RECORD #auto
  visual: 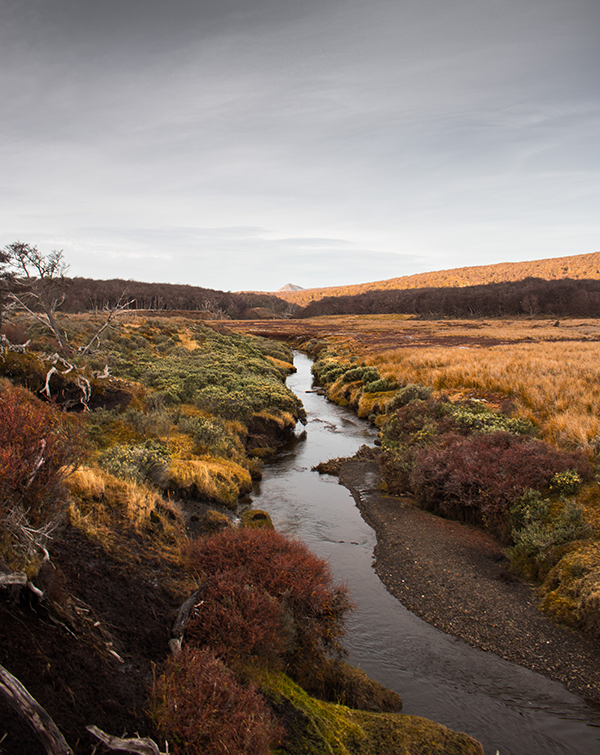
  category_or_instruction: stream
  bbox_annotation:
[248,351,600,755]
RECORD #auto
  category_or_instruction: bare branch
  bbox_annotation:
[86,726,168,755]
[80,293,134,356]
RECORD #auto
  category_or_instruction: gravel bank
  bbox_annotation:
[338,459,600,707]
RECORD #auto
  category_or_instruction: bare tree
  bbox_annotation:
[0,246,16,329]
[3,242,72,354]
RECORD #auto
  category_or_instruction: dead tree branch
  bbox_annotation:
[0,663,74,755]
[79,293,134,356]
[86,726,168,755]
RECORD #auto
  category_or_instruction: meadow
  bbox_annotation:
[230,314,600,643]
[0,311,484,755]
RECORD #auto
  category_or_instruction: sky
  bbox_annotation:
[1,0,599,292]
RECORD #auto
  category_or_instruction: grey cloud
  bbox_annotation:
[1,0,599,290]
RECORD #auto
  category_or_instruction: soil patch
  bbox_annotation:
[0,526,187,754]
[338,459,600,707]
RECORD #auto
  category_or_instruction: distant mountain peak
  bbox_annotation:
[277,283,304,292]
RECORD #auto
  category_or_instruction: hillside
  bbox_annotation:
[273,251,600,306]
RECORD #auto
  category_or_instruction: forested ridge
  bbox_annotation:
[59,276,294,318]
[275,250,600,306]
[297,277,600,319]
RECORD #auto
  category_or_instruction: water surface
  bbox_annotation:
[249,352,600,755]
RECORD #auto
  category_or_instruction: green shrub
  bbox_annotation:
[442,401,534,435]
[549,470,583,496]
[341,366,380,384]
[386,383,432,411]
[311,359,353,386]
[510,492,591,579]
[100,439,171,484]
[363,378,398,393]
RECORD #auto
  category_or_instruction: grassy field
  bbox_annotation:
[0,312,487,755]
[228,314,600,642]
[229,315,600,450]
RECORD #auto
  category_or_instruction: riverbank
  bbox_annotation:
[338,458,600,707]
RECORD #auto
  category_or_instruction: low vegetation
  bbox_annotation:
[0,283,482,754]
[303,319,600,642]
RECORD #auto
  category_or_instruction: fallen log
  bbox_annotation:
[86,725,168,754]
[0,663,74,755]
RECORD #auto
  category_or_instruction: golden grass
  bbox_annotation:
[66,466,187,564]
[248,315,600,452]
[164,456,252,508]
[370,340,600,450]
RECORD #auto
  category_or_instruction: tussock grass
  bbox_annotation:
[66,466,186,563]
[164,457,252,508]
[372,341,600,450]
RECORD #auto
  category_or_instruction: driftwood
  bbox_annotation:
[0,663,74,755]
[87,726,168,754]
[169,585,206,655]
[0,572,28,586]
[0,572,44,598]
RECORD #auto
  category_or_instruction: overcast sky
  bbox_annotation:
[1,0,599,292]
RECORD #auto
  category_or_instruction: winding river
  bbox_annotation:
[249,351,600,755]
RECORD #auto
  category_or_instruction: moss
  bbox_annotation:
[197,509,235,535]
[539,543,600,638]
[256,670,483,755]
[241,509,274,529]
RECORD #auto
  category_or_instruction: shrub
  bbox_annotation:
[386,383,432,411]
[185,572,291,667]
[549,469,583,496]
[363,378,398,394]
[185,528,352,679]
[411,432,590,540]
[340,366,380,384]
[311,359,353,386]
[442,401,534,436]
[510,493,591,579]
[0,385,83,569]
[152,646,282,755]
[100,439,171,484]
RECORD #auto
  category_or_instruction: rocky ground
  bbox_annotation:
[338,459,600,707]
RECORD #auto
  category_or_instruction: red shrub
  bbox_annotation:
[411,432,590,540]
[0,385,82,527]
[185,571,291,667]
[152,646,282,755]
[185,528,352,676]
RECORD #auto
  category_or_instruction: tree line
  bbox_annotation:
[0,242,295,323]
[297,277,600,319]
[60,277,294,318]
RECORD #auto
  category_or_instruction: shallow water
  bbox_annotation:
[249,351,600,755]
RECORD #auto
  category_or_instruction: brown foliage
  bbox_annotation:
[185,528,352,678]
[0,385,82,529]
[185,572,291,667]
[152,646,283,755]
[411,432,590,540]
